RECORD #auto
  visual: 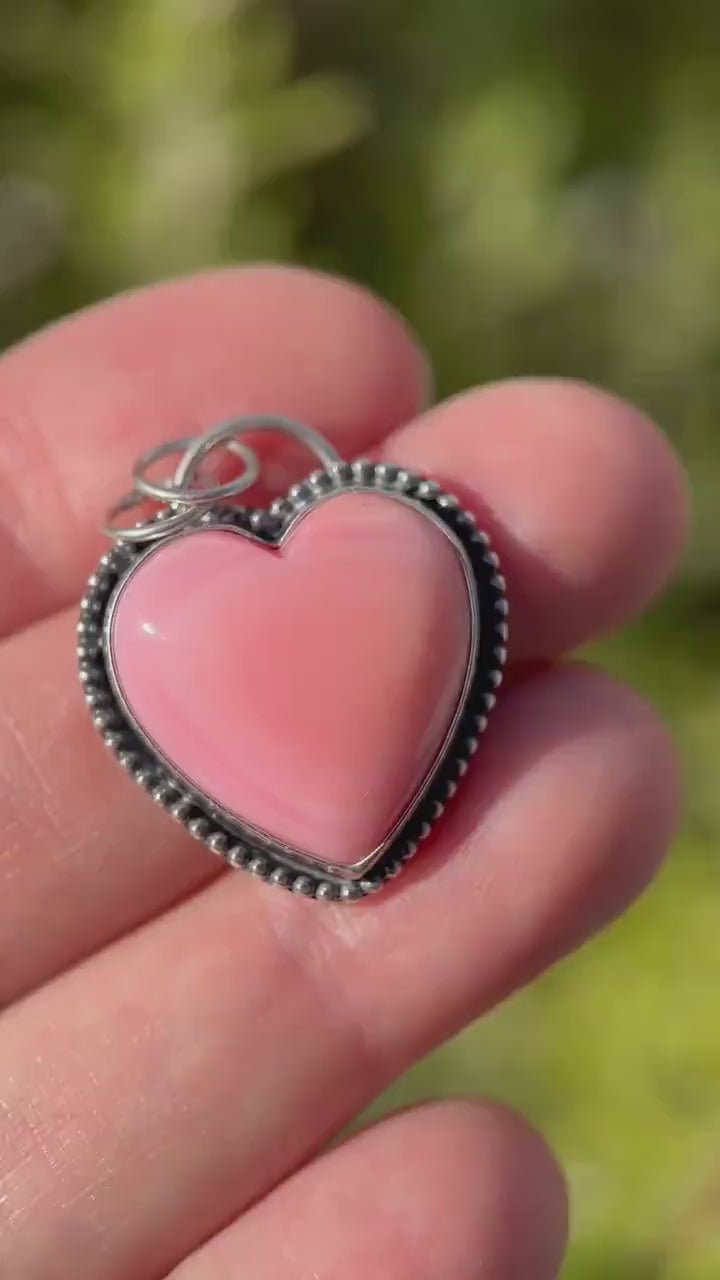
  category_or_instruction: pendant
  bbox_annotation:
[78,416,508,900]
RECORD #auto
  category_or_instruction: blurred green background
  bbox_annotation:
[1,1,719,1275]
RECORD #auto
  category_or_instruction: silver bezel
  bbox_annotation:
[78,460,508,901]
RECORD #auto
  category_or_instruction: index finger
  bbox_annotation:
[0,265,427,637]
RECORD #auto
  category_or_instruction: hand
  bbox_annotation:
[0,267,686,1279]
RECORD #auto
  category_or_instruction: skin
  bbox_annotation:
[0,266,687,1279]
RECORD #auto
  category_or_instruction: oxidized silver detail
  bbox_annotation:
[80,431,508,902]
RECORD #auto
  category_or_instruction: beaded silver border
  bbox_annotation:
[78,461,508,901]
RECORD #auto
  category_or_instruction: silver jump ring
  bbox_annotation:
[104,414,345,544]
[180,415,343,475]
[101,491,202,543]
[133,435,259,506]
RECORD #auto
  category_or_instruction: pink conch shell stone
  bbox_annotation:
[109,492,473,867]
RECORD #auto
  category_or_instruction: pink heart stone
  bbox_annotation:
[109,492,472,868]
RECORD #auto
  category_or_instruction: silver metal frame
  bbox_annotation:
[78,459,508,901]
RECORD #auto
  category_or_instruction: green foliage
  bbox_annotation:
[0,0,369,332]
[1,1,718,1272]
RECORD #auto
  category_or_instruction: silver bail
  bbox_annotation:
[103,415,344,543]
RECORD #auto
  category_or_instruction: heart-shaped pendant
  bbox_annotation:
[79,417,507,900]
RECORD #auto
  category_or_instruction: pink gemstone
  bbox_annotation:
[109,493,472,868]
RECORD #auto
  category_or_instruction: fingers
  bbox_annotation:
[0,272,687,660]
[0,665,676,1280]
[0,608,215,1004]
[0,266,428,637]
[384,378,688,660]
[0,372,686,999]
[171,1102,567,1280]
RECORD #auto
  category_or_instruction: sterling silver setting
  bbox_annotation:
[78,416,508,902]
